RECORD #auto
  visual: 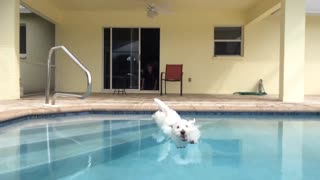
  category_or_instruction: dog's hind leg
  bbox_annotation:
[154,98,171,114]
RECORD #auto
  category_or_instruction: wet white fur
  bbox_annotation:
[152,98,200,148]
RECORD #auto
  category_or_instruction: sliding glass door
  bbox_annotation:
[104,28,160,91]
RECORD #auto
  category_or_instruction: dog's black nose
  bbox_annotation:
[181,130,185,135]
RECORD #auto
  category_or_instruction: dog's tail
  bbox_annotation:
[154,98,170,114]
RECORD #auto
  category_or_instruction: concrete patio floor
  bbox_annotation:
[1,93,320,122]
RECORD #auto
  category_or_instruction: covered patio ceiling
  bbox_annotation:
[49,0,320,13]
[20,0,320,24]
[307,0,320,13]
[51,0,261,12]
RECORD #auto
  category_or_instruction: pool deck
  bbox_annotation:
[1,94,320,121]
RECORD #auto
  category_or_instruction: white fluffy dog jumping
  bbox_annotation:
[152,98,200,148]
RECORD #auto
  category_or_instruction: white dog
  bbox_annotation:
[152,98,200,148]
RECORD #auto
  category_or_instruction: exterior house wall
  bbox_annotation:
[305,16,320,95]
[0,1,318,100]
[20,13,55,95]
[56,12,280,94]
[20,0,62,23]
[0,0,20,100]
[50,11,319,95]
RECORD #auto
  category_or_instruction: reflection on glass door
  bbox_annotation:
[112,28,139,89]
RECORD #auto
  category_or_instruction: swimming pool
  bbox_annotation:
[0,112,320,180]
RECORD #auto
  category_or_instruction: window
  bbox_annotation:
[20,24,27,58]
[214,27,243,56]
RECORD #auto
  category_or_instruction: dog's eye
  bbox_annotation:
[186,125,188,128]
[177,126,179,129]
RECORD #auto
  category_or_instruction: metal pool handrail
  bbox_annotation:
[45,46,92,105]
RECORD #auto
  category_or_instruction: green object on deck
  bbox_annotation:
[233,79,267,96]
[233,92,267,96]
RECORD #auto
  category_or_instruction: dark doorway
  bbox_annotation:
[140,28,160,90]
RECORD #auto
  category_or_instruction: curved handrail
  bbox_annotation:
[45,46,92,105]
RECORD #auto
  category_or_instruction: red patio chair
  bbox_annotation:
[160,64,183,96]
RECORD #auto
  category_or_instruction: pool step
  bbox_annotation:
[0,136,159,180]
[0,121,156,157]
[0,120,155,148]
[19,119,149,135]
[0,122,156,158]
[0,124,158,174]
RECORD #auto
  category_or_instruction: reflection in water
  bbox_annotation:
[155,138,241,166]
[281,121,303,180]
[0,117,320,180]
[50,125,93,180]
[157,140,202,165]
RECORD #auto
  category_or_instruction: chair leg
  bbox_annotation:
[165,81,167,95]
[160,79,163,96]
[180,80,183,96]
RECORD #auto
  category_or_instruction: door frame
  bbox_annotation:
[102,26,160,93]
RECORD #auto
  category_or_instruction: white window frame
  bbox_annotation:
[213,26,244,57]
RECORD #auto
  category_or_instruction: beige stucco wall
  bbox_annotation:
[51,11,319,95]
[305,16,320,95]
[0,0,20,100]
[56,12,279,94]
[20,13,55,95]
[0,0,316,100]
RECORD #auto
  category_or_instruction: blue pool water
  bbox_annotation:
[0,112,320,180]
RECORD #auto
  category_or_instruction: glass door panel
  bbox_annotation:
[112,28,139,89]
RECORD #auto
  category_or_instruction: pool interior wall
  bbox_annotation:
[2,110,320,128]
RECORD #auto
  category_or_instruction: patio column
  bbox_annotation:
[279,0,306,103]
[0,0,20,100]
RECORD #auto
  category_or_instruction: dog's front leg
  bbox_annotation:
[158,141,171,161]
